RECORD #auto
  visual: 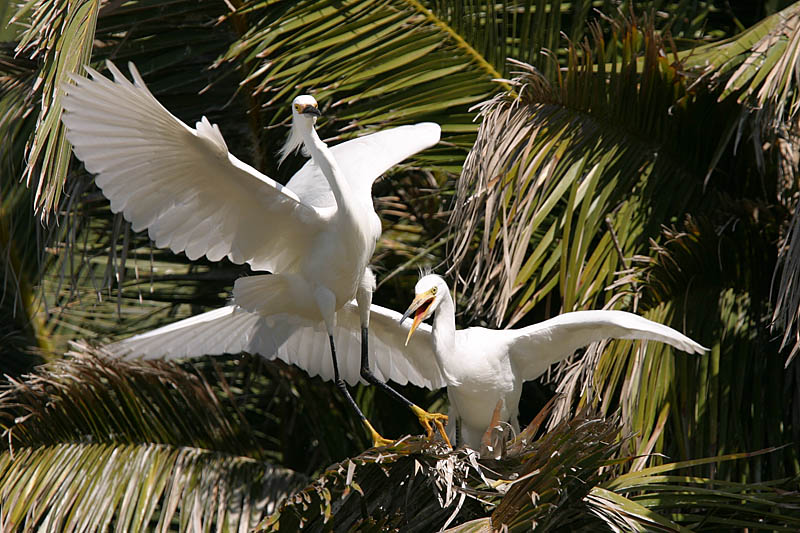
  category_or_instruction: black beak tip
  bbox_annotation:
[302,107,322,117]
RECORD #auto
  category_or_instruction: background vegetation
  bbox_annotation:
[1,0,799,530]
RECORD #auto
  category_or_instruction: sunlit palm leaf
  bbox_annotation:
[687,2,800,140]
[0,344,306,530]
[12,0,100,219]
[0,442,301,532]
[594,449,800,532]
[1,343,260,452]
[449,18,706,326]
[219,0,504,179]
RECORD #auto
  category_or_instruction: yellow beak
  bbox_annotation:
[400,290,435,346]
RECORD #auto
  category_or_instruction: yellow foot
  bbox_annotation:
[411,405,451,448]
[364,419,394,448]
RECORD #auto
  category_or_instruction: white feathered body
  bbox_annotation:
[241,193,381,323]
[417,275,707,449]
[303,202,381,314]
[61,62,437,329]
[443,328,522,447]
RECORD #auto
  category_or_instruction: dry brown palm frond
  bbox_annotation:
[448,15,704,327]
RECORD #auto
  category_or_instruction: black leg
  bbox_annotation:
[360,327,451,447]
[359,326,415,408]
[330,334,391,447]
[329,334,367,421]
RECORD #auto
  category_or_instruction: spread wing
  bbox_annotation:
[62,61,325,272]
[108,302,445,390]
[287,123,441,208]
[508,310,707,381]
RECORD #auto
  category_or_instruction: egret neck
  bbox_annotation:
[430,288,459,385]
[300,126,358,218]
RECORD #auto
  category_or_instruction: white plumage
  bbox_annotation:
[109,272,706,451]
[62,61,441,444]
[401,274,707,449]
[107,300,445,391]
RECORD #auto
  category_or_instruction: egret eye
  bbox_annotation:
[431,287,437,295]
[294,104,301,112]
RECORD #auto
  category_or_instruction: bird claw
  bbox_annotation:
[364,419,394,448]
[411,406,451,448]
[371,434,395,448]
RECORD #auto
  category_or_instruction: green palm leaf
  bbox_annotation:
[449,18,706,326]
[12,0,100,220]
[447,9,797,483]
[0,344,306,530]
[0,442,299,532]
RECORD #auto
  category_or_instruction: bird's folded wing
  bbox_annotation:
[62,61,324,272]
[287,123,441,208]
[108,302,445,390]
[508,310,708,381]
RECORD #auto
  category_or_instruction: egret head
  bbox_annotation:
[401,274,448,345]
[291,95,321,120]
[279,95,322,165]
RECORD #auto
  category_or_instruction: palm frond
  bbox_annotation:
[616,218,792,479]
[448,15,707,326]
[261,407,800,531]
[0,343,308,530]
[595,449,800,532]
[446,9,798,484]
[220,0,501,178]
[0,43,49,373]
[256,437,481,531]
[681,3,800,365]
[687,2,800,151]
[0,442,302,532]
[13,0,100,220]
[0,342,260,453]
[776,201,800,366]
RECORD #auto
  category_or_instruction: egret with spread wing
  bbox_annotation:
[61,61,444,446]
[109,270,706,451]
[400,274,707,448]
[107,270,446,406]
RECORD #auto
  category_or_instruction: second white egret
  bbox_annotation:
[400,274,707,448]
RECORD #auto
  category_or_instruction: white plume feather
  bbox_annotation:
[278,113,310,165]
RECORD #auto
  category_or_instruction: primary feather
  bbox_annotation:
[62,61,318,273]
[108,302,445,390]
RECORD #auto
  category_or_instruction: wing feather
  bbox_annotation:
[287,123,441,208]
[109,302,445,389]
[508,310,708,381]
[62,61,323,272]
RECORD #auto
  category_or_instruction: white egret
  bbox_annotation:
[108,271,706,451]
[400,274,707,448]
[61,61,445,445]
